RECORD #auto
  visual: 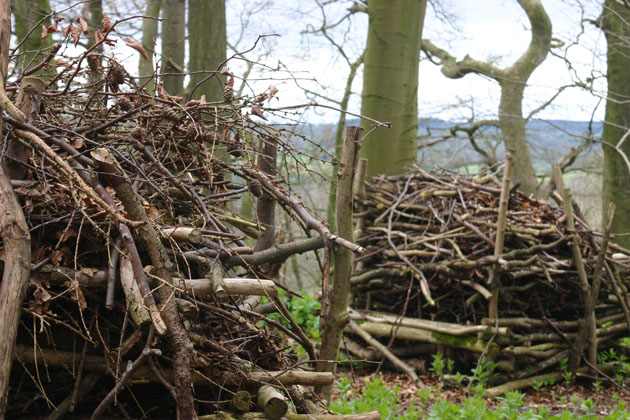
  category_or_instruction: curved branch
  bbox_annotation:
[421,39,503,80]
[511,0,553,81]
[421,0,552,84]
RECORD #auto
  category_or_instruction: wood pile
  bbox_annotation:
[0,33,366,417]
[347,166,630,394]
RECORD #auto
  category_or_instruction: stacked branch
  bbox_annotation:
[0,19,366,419]
[347,168,630,393]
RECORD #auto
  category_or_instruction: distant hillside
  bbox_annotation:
[293,118,603,171]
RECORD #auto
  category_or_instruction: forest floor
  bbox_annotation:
[332,370,630,418]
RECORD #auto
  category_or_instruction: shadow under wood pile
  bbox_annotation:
[347,168,630,394]
[0,33,368,416]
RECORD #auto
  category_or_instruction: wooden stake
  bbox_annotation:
[488,150,514,319]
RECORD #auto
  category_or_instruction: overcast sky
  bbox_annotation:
[225,0,606,124]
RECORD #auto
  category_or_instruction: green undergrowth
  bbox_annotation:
[263,289,321,341]
[331,375,630,420]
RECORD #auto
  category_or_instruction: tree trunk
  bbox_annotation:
[0,1,32,417]
[359,0,427,176]
[86,0,103,77]
[498,80,537,195]
[140,0,161,76]
[421,0,552,196]
[12,0,54,78]
[187,0,226,102]
[601,0,630,249]
[161,0,185,96]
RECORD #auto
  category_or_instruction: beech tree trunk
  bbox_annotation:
[140,0,162,81]
[161,0,185,96]
[187,0,226,101]
[12,0,54,78]
[359,0,427,176]
[601,0,630,249]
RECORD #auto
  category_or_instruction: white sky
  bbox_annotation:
[225,0,607,124]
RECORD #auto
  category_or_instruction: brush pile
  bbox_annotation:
[348,169,630,394]
[0,27,363,418]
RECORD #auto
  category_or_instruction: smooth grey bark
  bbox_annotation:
[187,0,226,101]
[600,0,630,249]
[359,0,427,176]
[140,0,161,86]
[161,0,185,96]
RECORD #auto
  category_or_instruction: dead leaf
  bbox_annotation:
[69,277,87,310]
[251,106,267,120]
[43,19,62,37]
[70,24,82,45]
[30,277,52,315]
[268,85,278,100]
[55,59,71,68]
[147,206,160,221]
[124,38,148,60]
[94,30,104,44]
[62,23,72,38]
[50,247,71,266]
[102,13,114,33]
[94,29,116,47]
[70,137,85,149]
[77,16,89,34]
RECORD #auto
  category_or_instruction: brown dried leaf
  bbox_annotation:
[55,58,70,68]
[124,38,148,60]
[41,25,49,39]
[251,105,267,120]
[57,227,76,243]
[183,99,200,107]
[69,278,87,310]
[70,24,82,45]
[50,247,71,266]
[77,16,89,34]
[268,85,278,100]
[62,23,72,38]
[30,278,52,315]
[79,267,99,277]
[102,13,114,33]
[70,136,85,149]
[48,19,61,33]
[147,206,160,221]
[94,30,104,45]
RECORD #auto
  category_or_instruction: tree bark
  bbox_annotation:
[140,0,162,82]
[254,136,277,252]
[92,148,197,419]
[12,0,54,78]
[601,0,630,248]
[422,0,552,196]
[187,0,226,101]
[161,0,186,96]
[360,0,426,176]
[0,1,32,417]
[317,127,362,403]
